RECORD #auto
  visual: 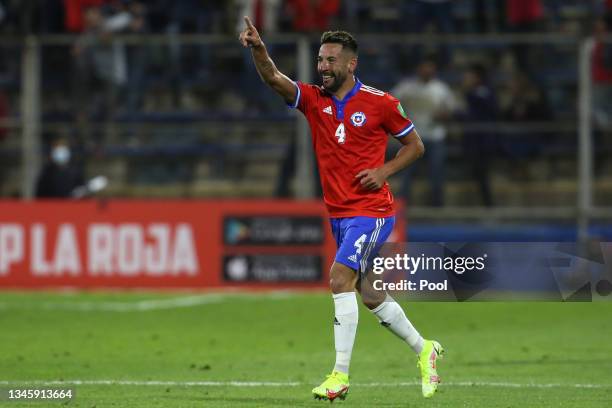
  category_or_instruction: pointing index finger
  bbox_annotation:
[244,16,255,29]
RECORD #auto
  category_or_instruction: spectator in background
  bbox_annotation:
[72,2,146,126]
[502,72,551,122]
[123,1,148,115]
[501,71,551,163]
[592,11,612,129]
[506,0,544,32]
[284,0,340,32]
[506,0,545,71]
[391,57,456,206]
[36,138,85,198]
[457,64,498,206]
[401,0,455,65]
[235,0,282,35]
[72,4,128,115]
[64,0,107,32]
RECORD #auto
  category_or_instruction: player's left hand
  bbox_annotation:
[355,168,386,191]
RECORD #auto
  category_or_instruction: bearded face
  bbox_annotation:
[317,43,355,94]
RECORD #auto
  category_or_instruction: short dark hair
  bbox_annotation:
[320,31,358,55]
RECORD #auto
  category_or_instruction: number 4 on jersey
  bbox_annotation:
[335,123,346,144]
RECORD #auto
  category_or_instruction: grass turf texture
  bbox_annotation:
[0,292,611,407]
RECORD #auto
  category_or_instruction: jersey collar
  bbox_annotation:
[330,77,361,103]
[330,77,362,120]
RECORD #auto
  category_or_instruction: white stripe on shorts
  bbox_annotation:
[360,218,385,273]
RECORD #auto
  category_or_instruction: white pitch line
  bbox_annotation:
[0,380,609,389]
[357,381,612,389]
[0,294,226,312]
[0,291,302,312]
[0,380,300,387]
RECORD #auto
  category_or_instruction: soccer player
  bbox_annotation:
[239,17,444,401]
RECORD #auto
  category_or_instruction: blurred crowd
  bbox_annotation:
[0,0,611,202]
[0,0,609,35]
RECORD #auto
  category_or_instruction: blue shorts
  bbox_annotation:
[330,216,395,274]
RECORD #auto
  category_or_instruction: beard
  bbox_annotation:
[321,71,347,93]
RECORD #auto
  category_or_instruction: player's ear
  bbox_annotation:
[348,56,357,74]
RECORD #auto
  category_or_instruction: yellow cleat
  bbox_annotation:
[312,370,349,402]
[417,340,445,398]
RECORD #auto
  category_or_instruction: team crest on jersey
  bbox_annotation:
[350,111,366,127]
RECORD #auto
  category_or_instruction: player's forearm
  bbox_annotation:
[249,43,297,104]
[380,137,425,179]
[250,43,280,85]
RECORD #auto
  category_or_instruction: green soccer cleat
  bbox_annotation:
[417,339,445,398]
[312,371,350,402]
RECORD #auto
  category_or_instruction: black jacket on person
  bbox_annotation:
[35,162,85,198]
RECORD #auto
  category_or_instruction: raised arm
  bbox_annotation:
[238,16,297,105]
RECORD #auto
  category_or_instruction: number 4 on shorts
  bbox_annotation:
[354,234,366,254]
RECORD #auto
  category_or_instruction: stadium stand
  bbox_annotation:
[0,0,611,220]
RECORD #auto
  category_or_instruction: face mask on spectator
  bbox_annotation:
[51,146,71,166]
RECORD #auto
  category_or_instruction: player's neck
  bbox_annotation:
[331,76,357,100]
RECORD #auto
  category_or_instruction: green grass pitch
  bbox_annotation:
[0,291,611,407]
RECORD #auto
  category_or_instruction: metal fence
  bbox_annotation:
[1,33,611,241]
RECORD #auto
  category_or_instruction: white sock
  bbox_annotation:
[371,295,424,354]
[332,292,358,375]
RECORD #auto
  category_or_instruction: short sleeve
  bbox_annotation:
[382,93,415,138]
[288,81,319,114]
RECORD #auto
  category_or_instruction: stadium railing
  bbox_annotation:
[1,33,611,243]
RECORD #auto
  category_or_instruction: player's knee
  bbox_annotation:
[329,276,353,294]
[329,264,356,294]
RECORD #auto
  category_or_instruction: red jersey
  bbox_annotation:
[291,78,415,218]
